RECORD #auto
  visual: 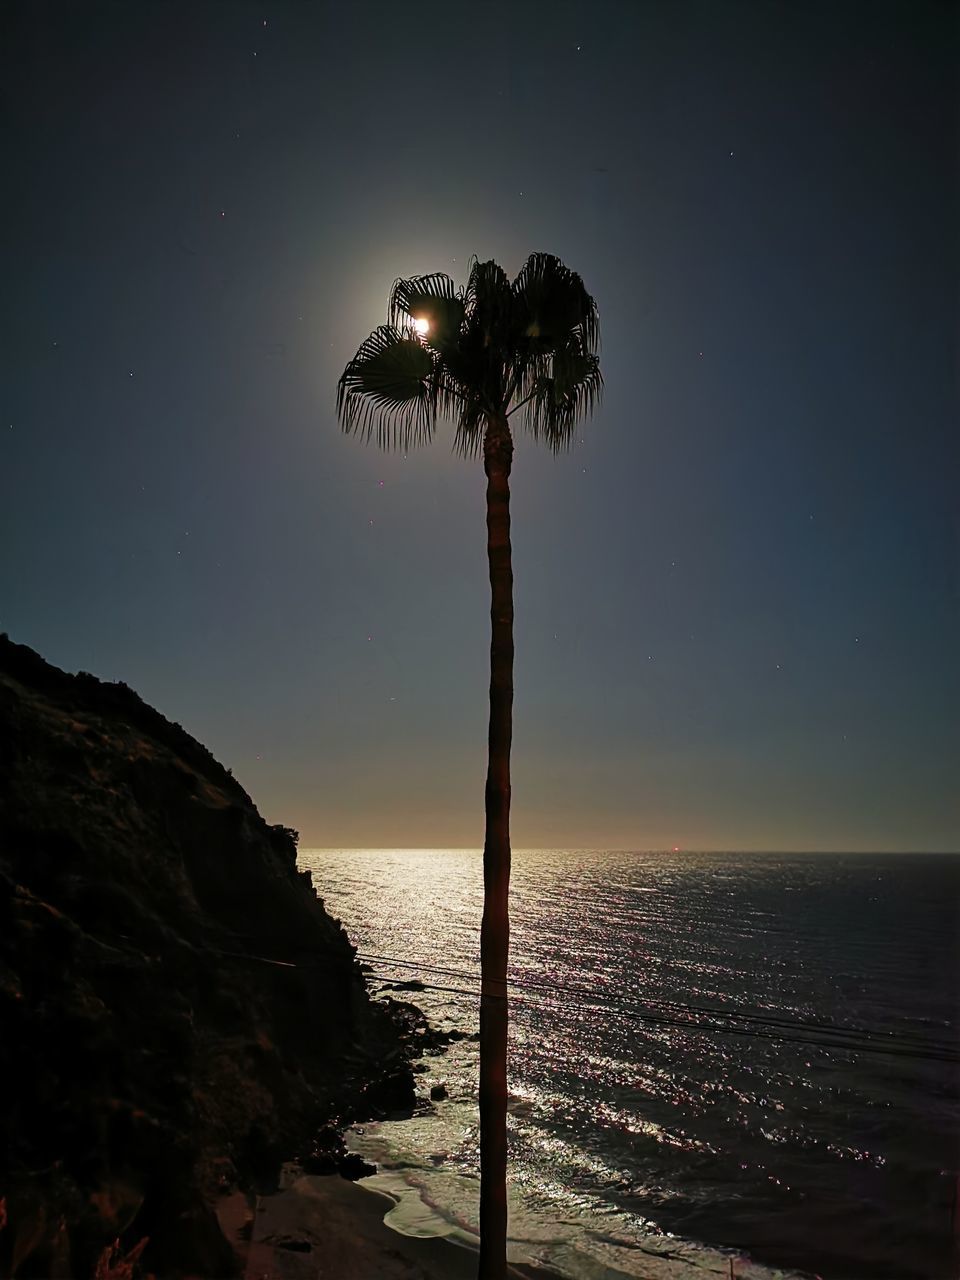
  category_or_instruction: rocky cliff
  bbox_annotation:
[0,636,407,1278]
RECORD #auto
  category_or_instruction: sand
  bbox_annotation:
[217,1172,561,1280]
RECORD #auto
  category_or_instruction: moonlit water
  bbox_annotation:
[299,849,960,1280]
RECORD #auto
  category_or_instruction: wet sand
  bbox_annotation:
[219,1172,561,1280]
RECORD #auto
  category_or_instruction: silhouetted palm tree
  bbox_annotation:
[337,253,601,1280]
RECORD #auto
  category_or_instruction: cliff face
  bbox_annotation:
[0,637,405,1279]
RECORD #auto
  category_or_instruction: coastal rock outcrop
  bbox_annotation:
[0,636,408,1278]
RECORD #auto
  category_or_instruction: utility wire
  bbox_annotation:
[359,950,958,1048]
[358,952,960,1063]
[358,951,958,1047]
[359,952,954,1044]
[378,974,960,1063]
[208,940,959,1063]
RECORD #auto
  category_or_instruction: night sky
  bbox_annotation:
[2,1,957,851]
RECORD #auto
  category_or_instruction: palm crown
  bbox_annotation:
[336,252,602,454]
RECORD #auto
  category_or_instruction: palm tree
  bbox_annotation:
[336,253,601,1280]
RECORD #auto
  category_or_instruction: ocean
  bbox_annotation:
[299,849,960,1280]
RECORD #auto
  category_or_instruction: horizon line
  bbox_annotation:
[298,846,960,856]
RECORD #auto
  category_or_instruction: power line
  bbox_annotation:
[386,975,960,1063]
[359,950,959,1048]
[359,950,957,1046]
[208,940,959,1063]
[358,951,960,1063]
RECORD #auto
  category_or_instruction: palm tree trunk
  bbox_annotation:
[478,415,514,1280]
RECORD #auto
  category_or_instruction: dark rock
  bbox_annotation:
[312,1124,343,1152]
[338,1153,376,1181]
[430,1083,448,1102]
[301,1150,338,1175]
[360,1068,417,1116]
[377,996,474,1060]
[142,1202,239,1279]
[302,1124,346,1174]
[0,635,407,1278]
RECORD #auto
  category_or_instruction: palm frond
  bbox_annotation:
[388,273,465,350]
[516,339,603,452]
[454,259,516,413]
[463,258,514,342]
[452,394,488,459]
[388,272,457,324]
[337,324,441,450]
[511,252,600,355]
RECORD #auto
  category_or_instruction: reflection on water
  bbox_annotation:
[300,849,960,1280]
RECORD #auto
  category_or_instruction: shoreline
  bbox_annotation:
[221,1169,563,1280]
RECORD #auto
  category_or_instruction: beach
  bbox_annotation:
[219,1170,560,1280]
